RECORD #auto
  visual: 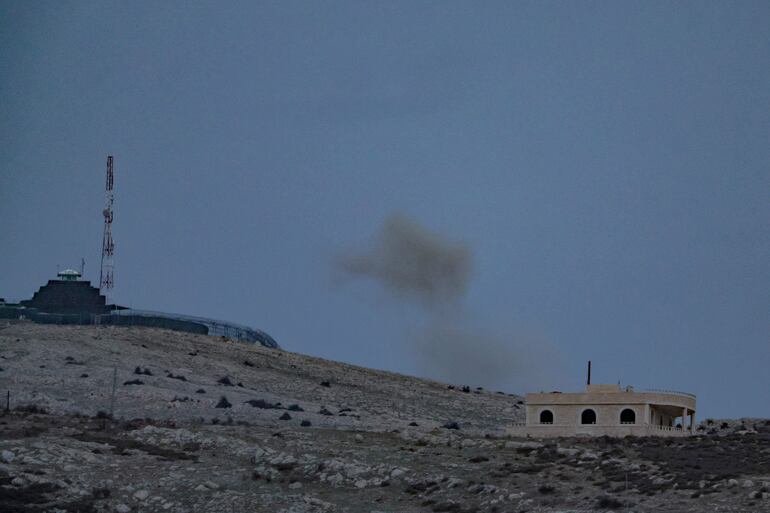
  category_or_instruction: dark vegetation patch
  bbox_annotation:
[442,421,460,430]
[318,407,333,416]
[634,433,770,486]
[13,404,49,415]
[123,379,143,386]
[287,404,304,412]
[245,399,279,409]
[243,360,254,367]
[73,432,198,460]
[319,381,331,387]
[279,412,291,420]
[195,388,206,394]
[0,480,62,513]
[217,376,234,386]
[537,484,555,494]
[215,396,232,408]
[0,418,47,439]
[300,420,311,427]
[596,496,623,509]
[166,372,187,381]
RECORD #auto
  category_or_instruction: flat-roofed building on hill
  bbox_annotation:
[510,383,696,438]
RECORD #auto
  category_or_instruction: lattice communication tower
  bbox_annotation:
[99,155,115,297]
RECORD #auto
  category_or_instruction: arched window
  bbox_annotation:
[581,409,597,424]
[539,410,553,424]
[620,408,636,424]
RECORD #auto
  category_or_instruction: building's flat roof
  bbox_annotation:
[526,384,696,411]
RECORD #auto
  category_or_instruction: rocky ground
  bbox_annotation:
[1,322,768,512]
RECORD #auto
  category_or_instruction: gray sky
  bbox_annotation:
[1,1,768,420]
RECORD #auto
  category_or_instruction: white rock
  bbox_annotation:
[728,479,739,488]
[194,484,208,492]
[556,447,581,457]
[446,478,465,488]
[289,482,303,489]
[504,441,542,450]
[115,504,131,513]
[354,434,364,442]
[203,480,219,490]
[355,479,367,488]
[743,479,754,488]
[390,468,405,478]
[133,489,149,501]
[327,473,344,486]
[1,450,15,463]
[11,477,26,486]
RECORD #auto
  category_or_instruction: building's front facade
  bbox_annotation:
[510,384,696,438]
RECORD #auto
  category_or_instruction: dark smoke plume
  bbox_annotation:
[336,215,471,306]
[337,214,563,391]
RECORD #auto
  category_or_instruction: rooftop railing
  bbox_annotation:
[642,388,696,399]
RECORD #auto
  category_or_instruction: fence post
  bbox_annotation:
[109,366,117,418]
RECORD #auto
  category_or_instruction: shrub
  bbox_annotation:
[215,396,232,409]
[134,367,153,376]
[245,399,277,409]
[218,376,234,386]
[167,373,186,381]
[14,404,49,414]
[243,360,254,367]
[287,404,304,412]
[195,389,206,394]
[596,496,623,509]
[319,381,331,387]
[123,379,143,386]
[538,485,555,494]
[279,412,291,421]
[300,420,311,427]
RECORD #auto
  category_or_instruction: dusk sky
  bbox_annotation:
[1,1,768,420]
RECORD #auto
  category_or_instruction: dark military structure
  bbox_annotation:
[21,279,109,315]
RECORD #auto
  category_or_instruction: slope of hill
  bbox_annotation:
[0,322,768,513]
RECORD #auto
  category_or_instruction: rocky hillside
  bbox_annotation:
[0,322,768,513]
[0,323,523,432]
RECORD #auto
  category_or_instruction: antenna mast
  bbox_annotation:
[99,155,115,299]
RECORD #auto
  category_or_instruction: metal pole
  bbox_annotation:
[109,365,117,418]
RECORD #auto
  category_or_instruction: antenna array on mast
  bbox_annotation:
[99,156,115,297]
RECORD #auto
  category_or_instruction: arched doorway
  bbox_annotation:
[539,410,553,424]
[581,409,597,424]
[620,408,636,424]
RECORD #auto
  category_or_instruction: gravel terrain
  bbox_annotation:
[1,322,768,512]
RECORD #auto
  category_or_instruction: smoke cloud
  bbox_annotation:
[337,214,561,391]
[336,215,471,306]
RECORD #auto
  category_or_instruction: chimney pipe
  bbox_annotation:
[587,360,591,385]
